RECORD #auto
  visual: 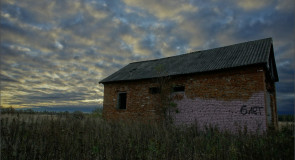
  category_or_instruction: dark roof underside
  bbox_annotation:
[100,38,278,83]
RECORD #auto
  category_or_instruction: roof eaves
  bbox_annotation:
[100,62,267,84]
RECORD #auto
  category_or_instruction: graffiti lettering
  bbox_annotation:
[240,105,263,115]
[240,105,247,115]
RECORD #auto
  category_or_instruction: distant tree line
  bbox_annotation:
[278,115,294,122]
[1,107,57,115]
[0,106,103,118]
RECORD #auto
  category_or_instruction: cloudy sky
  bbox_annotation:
[1,0,294,114]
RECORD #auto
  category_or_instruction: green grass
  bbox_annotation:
[1,112,294,160]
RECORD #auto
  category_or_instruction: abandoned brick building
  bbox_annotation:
[99,38,279,132]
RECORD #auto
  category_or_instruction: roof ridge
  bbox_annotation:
[129,37,272,65]
[130,51,199,64]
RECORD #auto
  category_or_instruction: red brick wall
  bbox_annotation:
[102,65,276,132]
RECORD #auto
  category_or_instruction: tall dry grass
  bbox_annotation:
[1,112,294,160]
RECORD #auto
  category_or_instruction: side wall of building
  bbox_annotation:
[102,65,273,132]
[102,79,164,122]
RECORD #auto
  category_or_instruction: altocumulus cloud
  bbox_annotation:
[0,0,294,114]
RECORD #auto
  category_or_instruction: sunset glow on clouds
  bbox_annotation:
[1,0,294,114]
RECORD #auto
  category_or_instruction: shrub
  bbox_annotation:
[91,107,103,118]
[72,111,85,120]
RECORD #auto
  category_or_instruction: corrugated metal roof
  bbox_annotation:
[100,38,277,83]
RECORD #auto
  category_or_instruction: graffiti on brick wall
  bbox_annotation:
[240,105,263,115]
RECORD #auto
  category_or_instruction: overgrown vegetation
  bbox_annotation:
[278,114,294,122]
[1,110,294,160]
[153,64,178,124]
[91,107,103,118]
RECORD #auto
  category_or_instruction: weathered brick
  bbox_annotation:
[102,65,278,132]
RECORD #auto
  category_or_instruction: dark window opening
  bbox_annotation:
[118,92,127,109]
[173,86,185,92]
[149,87,160,94]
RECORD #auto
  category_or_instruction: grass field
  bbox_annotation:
[1,111,294,160]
